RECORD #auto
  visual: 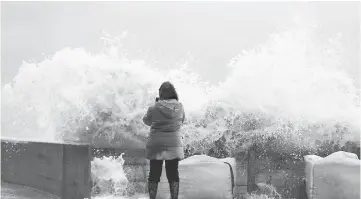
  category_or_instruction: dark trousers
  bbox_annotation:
[148,159,179,183]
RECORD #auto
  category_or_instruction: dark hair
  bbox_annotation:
[159,81,179,101]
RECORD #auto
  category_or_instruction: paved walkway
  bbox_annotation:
[1,182,59,199]
[1,182,150,199]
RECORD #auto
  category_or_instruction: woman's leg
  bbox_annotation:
[148,160,163,199]
[165,159,180,199]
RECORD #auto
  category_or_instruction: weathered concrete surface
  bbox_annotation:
[1,182,59,199]
[1,139,92,199]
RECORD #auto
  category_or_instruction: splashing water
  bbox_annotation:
[91,153,128,196]
[206,27,360,153]
[2,24,360,198]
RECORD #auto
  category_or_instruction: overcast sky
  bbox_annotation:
[1,1,360,86]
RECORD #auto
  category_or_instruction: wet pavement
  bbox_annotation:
[1,182,59,199]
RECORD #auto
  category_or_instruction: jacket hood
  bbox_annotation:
[155,99,183,119]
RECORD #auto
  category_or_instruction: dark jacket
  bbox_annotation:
[143,99,185,160]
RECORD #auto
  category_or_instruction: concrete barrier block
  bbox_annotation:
[1,139,91,199]
[62,144,92,199]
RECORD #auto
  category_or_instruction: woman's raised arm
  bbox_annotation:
[143,107,153,126]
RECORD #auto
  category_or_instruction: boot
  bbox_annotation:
[169,181,179,199]
[148,181,158,199]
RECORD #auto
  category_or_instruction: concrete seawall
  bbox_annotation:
[1,139,92,199]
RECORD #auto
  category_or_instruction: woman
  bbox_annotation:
[143,81,185,199]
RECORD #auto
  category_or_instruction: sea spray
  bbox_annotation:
[91,153,128,196]
[2,26,359,151]
[1,48,215,145]
[206,27,360,155]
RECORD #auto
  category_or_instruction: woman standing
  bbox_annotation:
[143,81,185,199]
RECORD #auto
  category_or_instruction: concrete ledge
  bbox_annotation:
[1,139,91,199]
